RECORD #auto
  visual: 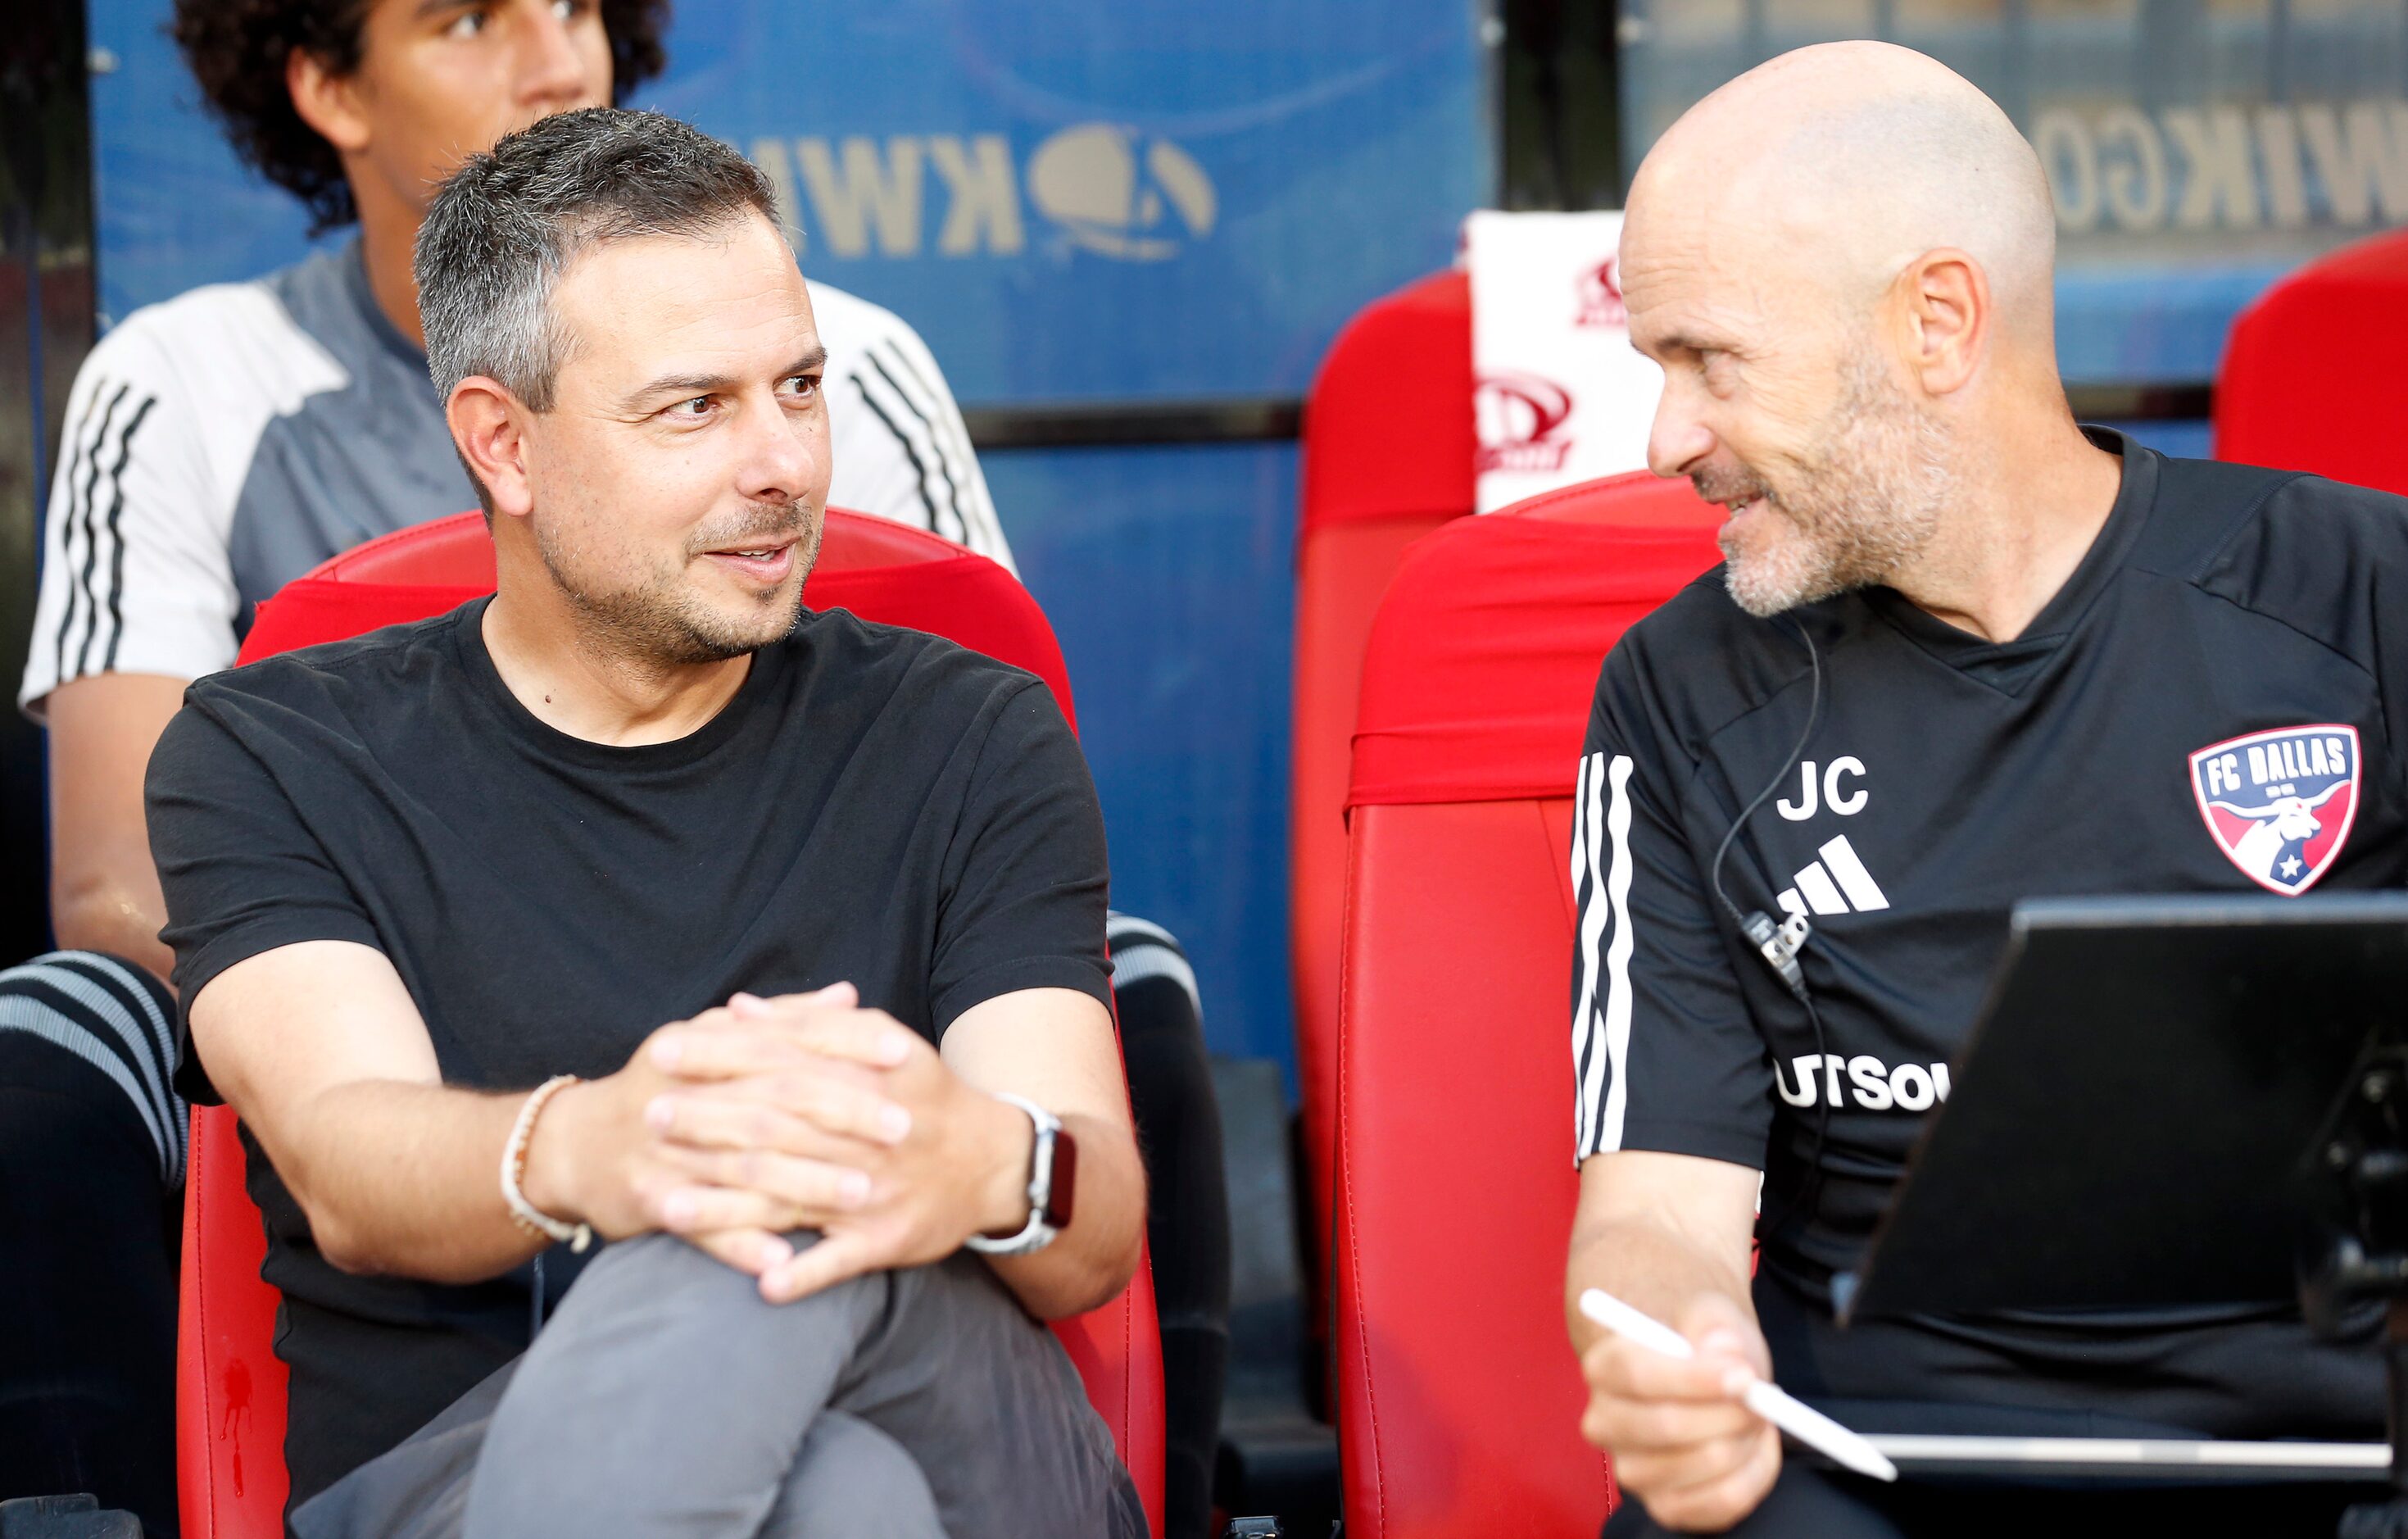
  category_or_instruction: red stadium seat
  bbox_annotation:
[252,510,1077,730]
[179,509,1159,1537]
[1331,473,1722,1539]
[1291,270,1475,1275]
[2215,229,2408,495]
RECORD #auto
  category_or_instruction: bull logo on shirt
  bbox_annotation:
[2188,724,2360,894]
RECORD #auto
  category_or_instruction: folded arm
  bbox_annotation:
[941,984,1145,1319]
[189,938,546,1281]
[188,938,828,1283]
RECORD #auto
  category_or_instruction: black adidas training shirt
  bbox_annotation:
[147,598,1114,1509]
[1572,429,2400,1435]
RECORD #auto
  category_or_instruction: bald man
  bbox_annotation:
[1563,43,2397,1536]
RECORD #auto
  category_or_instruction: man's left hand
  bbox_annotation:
[644,987,1036,1303]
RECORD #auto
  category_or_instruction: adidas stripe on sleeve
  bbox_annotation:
[812,282,1016,574]
[1568,650,1772,1170]
[21,312,246,715]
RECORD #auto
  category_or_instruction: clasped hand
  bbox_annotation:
[561,983,1030,1303]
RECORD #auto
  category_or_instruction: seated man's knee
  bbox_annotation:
[534,1232,883,1361]
[760,1411,942,1539]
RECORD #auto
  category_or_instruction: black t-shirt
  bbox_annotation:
[147,597,1113,1507]
[1571,430,2399,1434]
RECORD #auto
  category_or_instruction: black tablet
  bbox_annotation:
[1841,892,2408,1319]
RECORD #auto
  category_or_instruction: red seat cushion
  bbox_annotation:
[180,509,1157,1537]
[1291,270,1475,1276]
[1331,475,1721,1539]
[2215,229,2408,495]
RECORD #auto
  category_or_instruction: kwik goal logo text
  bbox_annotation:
[750,124,1214,262]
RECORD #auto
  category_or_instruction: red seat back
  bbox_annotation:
[180,509,1157,1536]
[1290,270,1474,1278]
[248,510,1076,732]
[2215,229,2408,495]
[1332,474,1722,1539]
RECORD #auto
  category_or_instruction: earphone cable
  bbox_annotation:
[1704,619,1834,1240]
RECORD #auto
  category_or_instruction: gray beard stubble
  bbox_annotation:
[537,501,819,665]
[1716,355,1953,619]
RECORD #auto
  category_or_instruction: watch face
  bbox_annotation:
[1042,1124,1077,1231]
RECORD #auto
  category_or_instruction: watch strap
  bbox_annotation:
[964,1092,1063,1256]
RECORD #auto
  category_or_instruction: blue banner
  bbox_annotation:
[1619,0,2408,385]
[90,1,1485,402]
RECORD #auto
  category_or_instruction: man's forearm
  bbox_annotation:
[267,1078,546,1283]
[48,883,175,982]
[48,668,188,980]
[983,1110,1146,1321]
[1565,1211,1756,1356]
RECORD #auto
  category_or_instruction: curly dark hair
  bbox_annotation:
[170,0,673,236]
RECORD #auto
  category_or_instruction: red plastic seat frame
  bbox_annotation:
[178,509,1162,1537]
[2215,228,2408,496]
[1331,474,1721,1539]
[1290,270,1475,1278]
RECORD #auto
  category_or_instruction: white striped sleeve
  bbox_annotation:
[1571,751,1638,1158]
[813,281,1018,574]
[20,315,238,716]
[1569,661,1773,1170]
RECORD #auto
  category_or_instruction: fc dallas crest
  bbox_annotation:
[2188,724,2360,894]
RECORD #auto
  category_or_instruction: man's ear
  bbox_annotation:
[448,379,537,520]
[287,45,372,156]
[1894,247,1989,399]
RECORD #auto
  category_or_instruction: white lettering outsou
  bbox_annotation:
[1775,1053,1952,1111]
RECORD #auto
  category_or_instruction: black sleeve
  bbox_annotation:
[1571,646,1771,1169]
[928,679,1114,1033]
[145,695,383,1103]
[2195,472,2408,810]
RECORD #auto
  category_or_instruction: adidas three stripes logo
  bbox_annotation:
[1775,834,1889,919]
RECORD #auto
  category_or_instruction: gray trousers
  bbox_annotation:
[292,1234,1147,1539]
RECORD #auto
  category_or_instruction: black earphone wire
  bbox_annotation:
[1707,619,1833,1240]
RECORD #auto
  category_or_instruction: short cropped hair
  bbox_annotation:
[171,0,672,238]
[415,107,782,413]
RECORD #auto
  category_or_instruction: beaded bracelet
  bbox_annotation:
[501,1074,592,1253]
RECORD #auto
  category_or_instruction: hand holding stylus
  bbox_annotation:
[1580,1289,1897,1482]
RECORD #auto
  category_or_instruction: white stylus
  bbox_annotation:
[1579,1288,1898,1482]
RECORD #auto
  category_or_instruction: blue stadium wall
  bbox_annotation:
[84,0,1493,1083]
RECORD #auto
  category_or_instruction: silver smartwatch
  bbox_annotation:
[964,1093,1077,1257]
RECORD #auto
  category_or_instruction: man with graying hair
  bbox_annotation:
[1564,42,2398,1535]
[147,107,1145,1537]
